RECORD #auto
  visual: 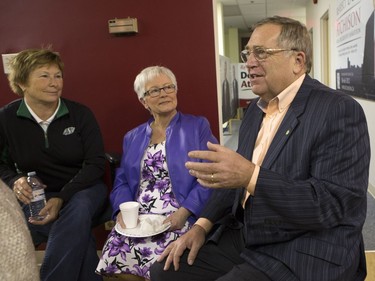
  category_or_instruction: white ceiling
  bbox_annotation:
[220,0,309,34]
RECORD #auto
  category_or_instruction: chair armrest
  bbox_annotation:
[105,152,121,166]
[105,152,121,185]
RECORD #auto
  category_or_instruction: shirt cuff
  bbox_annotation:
[194,218,213,234]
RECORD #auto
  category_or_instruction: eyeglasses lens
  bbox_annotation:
[146,84,176,97]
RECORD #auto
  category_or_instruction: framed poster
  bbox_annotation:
[335,0,375,100]
[235,63,257,107]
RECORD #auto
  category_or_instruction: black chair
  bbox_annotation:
[91,152,121,228]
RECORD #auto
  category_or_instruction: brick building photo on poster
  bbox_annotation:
[335,0,375,100]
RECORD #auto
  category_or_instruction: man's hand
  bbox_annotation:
[185,141,255,189]
[29,197,63,225]
[157,224,206,271]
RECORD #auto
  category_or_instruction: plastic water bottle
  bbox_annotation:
[27,171,46,221]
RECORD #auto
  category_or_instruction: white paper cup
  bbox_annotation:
[119,201,139,228]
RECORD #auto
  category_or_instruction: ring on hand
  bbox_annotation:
[16,190,21,195]
[210,173,214,183]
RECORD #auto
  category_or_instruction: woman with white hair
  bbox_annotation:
[96,66,218,281]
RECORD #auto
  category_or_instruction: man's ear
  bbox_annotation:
[293,51,306,73]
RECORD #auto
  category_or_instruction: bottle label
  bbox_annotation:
[31,189,46,202]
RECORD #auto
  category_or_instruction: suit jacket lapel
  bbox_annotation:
[262,76,312,168]
[233,100,263,213]
[237,100,263,159]
[232,76,312,211]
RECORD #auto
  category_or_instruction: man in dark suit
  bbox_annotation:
[150,16,370,281]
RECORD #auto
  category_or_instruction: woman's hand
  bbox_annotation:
[116,212,126,229]
[29,197,63,225]
[12,177,33,204]
[164,207,191,231]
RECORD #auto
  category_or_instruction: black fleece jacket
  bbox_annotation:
[0,98,106,202]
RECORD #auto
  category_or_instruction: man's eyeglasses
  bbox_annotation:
[144,84,176,98]
[240,47,296,62]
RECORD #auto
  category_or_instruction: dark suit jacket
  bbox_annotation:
[202,75,370,281]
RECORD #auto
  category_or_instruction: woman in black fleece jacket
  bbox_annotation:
[0,48,107,281]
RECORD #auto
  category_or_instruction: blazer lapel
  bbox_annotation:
[262,77,312,168]
[233,100,263,213]
[233,76,313,211]
[237,101,263,159]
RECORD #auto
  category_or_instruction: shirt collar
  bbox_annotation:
[25,99,61,125]
[257,74,305,113]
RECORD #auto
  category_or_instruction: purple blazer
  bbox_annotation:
[110,112,218,223]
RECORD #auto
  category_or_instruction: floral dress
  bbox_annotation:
[96,142,192,279]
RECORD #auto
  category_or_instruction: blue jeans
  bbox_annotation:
[23,181,107,281]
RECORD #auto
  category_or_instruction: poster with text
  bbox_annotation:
[235,63,257,108]
[335,0,375,100]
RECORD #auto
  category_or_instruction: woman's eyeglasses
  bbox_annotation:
[144,84,176,98]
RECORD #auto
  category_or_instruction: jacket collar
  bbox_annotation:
[16,98,69,119]
[146,111,181,134]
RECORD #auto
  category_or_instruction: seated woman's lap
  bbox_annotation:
[58,181,107,220]
[23,181,107,245]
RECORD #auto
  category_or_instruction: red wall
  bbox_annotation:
[0,0,219,154]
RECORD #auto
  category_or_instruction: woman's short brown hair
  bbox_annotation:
[8,47,64,96]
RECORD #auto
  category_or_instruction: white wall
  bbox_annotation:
[306,0,375,187]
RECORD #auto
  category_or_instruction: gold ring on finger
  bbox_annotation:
[210,173,214,183]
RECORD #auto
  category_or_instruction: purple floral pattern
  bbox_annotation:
[96,142,192,279]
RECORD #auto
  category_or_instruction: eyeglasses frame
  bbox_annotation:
[143,84,176,98]
[240,47,297,62]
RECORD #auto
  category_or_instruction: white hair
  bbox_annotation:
[133,66,177,100]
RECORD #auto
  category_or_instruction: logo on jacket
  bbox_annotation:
[63,127,75,135]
